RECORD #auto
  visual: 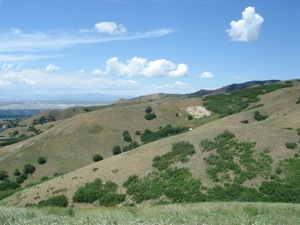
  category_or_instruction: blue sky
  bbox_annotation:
[0,0,299,99]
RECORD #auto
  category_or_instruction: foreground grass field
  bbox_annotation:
[1,202,299,225]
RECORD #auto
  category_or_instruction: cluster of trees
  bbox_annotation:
[32,115,56,125]
[112,130,140,155]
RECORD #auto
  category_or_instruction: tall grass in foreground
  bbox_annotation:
[0,202,299,225]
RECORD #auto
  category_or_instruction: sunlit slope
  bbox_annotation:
[0,97,204,184]
[1,81,299,207]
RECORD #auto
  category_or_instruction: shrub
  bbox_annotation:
[188,115,193,120]
[135,131,141,135]
[141,125,189,144]
[73,179,125,206]
[38,195,68,207]
[0,180,20,191]
[123,134,132,142]
[123,130,132,142]
[152,141,196,171]
[240,120,249,124]
[296,97,300,104]
[123,130,130,136]
[16,173,28,184]
[145,112,156,120]
[297,128,300,136]
[14,169,21,176]
[112,145,122,155]
[38,157,47,165]
[124,168,204,204]
[286,142,297,149]
[0,170,9,180]
[23,164,36,175]
[93,154,103,162]
[145,106,153,113]
[254,111,268,121]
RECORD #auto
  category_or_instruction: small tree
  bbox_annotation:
[16,173,28,184]
[254,111,268,121]
[123,134,132,142]
[38,195,69,207]
[14,169,21,176]
[188,115,193,121]
[123,130,130,136]
[0,170,8,180]
[145,112,156,120]
[286,142,297,149]
[23,164,36,175]
[112,145,121,155]
[145,106,152,113]
[93,154,103,162]
[38,157,47,165]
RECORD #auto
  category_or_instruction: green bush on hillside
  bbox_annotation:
[260,158,300,203]
[38,157,47,165]
[123,130,132,142]
[152,141,196,171]
[73,179,125,206]
[254,111,268,121]
[14,169,21,176]
[23,164,36,175]
[0,180,20,191]
[285,142,297,149]
[200,130,272,183]
[38,195,68,207]
[123,134,132,142]
[141,125,189,144]
[124,168,204,204]
[93,154,103,162]
[16,173,28,184]
[0,170,8,181]
[145,106,152,113]
[112,145,122,155]
[145,112,156,120]
[296,97,300,104]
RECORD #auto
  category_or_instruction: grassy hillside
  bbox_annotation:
[0,97,206,185]
[0,80,299,207]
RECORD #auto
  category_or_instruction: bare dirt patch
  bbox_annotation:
[183,106,212,118]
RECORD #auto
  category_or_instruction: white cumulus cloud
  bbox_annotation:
[94,21,127,35]
[98,57,188,77]
[45,64,60,72]
[226,6,264,42]
[199,72,214,78]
